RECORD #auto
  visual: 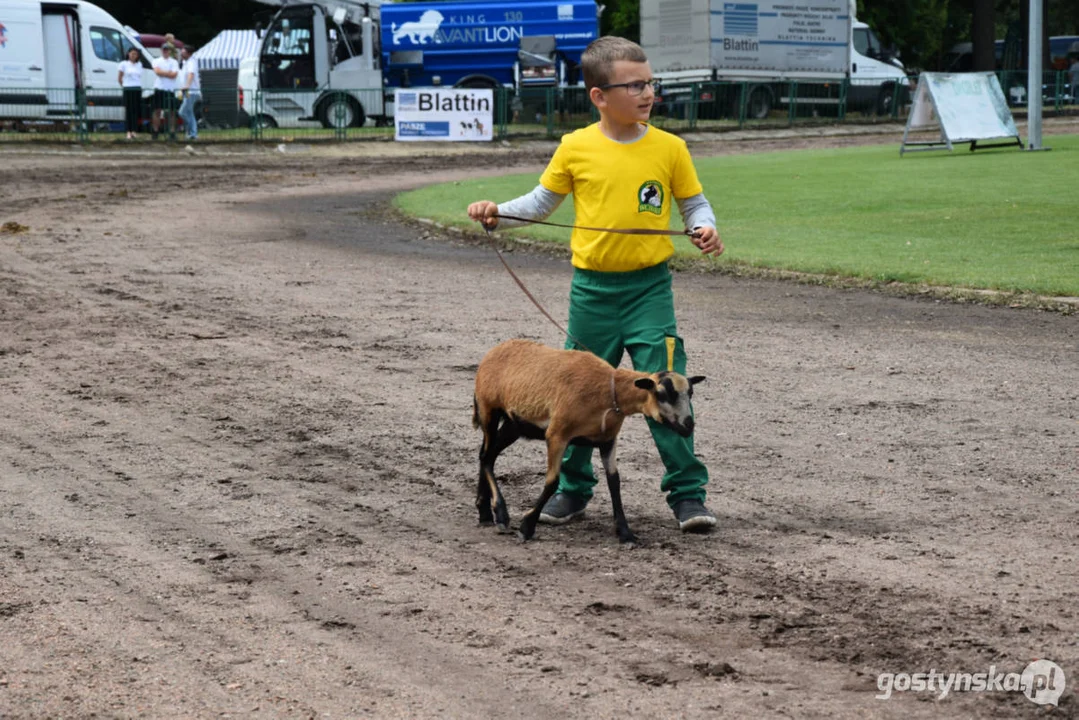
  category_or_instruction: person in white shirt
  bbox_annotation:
[1070,55,1079,106]
[178,46,201,140]
[117,47,144,140]
[151,43,180,140]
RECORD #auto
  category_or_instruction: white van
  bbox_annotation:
[0,0,154,124]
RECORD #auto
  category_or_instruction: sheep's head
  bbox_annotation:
[635,372,705,437]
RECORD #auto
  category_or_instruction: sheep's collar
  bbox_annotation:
[601,374,623,433]
[609,374,623,416]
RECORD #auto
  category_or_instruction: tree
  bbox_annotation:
[601,0,639,42]
[971,0,996,70]
[95,0,264,47]
[855,0,951,72]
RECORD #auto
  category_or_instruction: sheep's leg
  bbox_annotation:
[475,413,497,525]
[517,435,568,542]
[598,439,638,545]
[477,414,515,530]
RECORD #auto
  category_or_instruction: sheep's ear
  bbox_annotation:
[634,378,656,391]
[688,376,706,386]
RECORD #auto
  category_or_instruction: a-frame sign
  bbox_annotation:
[901,72,1023,155]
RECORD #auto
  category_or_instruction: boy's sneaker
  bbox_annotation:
[538,492,589,525]
[673,500,717,532]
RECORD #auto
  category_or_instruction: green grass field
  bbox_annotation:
[395,134,1079,297]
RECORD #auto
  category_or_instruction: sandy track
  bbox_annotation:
[0,139,1076,719]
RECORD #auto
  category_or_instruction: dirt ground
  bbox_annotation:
[1,123,1077,720]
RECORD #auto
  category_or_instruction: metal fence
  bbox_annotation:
[0,86,192,142]
[2,71,1075,144]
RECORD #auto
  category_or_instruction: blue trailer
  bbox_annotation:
[247,0,599,128]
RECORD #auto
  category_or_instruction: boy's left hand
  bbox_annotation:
[690,226,724,256]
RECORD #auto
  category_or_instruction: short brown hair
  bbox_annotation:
[581,36,648,90]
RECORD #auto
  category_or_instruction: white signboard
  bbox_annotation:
[901,72,1022,155]
[711,1,850,75]
[394,88,494,142]
[641,0,850,77]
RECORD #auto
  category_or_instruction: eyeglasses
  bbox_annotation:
[599,79,659,96]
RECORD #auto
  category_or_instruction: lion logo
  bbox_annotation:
[392,10,444,46]
[637,180,664,215]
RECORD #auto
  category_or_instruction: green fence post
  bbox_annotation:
[787,80,797,125]
[336,90,347,141]
[252,90,261,142]
[738,81,747,128]
[546,88,554,139]
[76,87,88,143]
[838,79,848,122]
[689,82,699,130]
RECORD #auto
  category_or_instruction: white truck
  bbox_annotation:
[640,0,909,119]
[0,0,156,125]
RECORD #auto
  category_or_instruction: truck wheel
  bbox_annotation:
[455,75,500,90]
[876,84,896,116]
[747,86,773,120]
[318,95,364,129]
[253,114,278,130]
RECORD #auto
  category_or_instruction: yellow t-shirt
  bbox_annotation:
[539,123,704,272]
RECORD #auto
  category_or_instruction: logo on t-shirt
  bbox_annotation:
[637,180,663,215]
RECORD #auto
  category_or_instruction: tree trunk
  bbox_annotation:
[971,0,996,71]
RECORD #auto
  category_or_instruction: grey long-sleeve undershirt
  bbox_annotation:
[496,185,716,232]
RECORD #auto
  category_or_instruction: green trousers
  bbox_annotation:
[558,261,709,507]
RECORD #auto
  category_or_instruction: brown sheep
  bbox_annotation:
[472,339,704,544]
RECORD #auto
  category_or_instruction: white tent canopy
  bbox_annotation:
[192,30,261,71]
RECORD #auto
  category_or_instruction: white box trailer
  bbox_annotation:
[640,0,909,118]
[0,0,155,124]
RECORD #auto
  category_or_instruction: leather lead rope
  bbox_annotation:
[493,213,698,237]
[482,215,671,426]
[480,213,696,348]
[486,228,591,353]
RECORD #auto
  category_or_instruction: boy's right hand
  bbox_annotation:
[467,200,499,229]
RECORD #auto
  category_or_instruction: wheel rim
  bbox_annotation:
[750,92,768,118]
[329,101,354,128]
[879,90,893,115]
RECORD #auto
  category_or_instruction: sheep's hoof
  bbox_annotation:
[478,518,495,527]
[619,532,641,547]
[516,530,533,543]
[496,522,512,534]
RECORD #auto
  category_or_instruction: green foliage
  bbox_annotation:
[95,0,266,47]
[601,0,639,42]
[856,0,953,72]
[395,135,1079,297]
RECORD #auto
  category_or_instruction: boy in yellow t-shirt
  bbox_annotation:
[467,36,724,532]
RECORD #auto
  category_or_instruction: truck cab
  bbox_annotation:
[253,0,383,128]
[849,19,908,115]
